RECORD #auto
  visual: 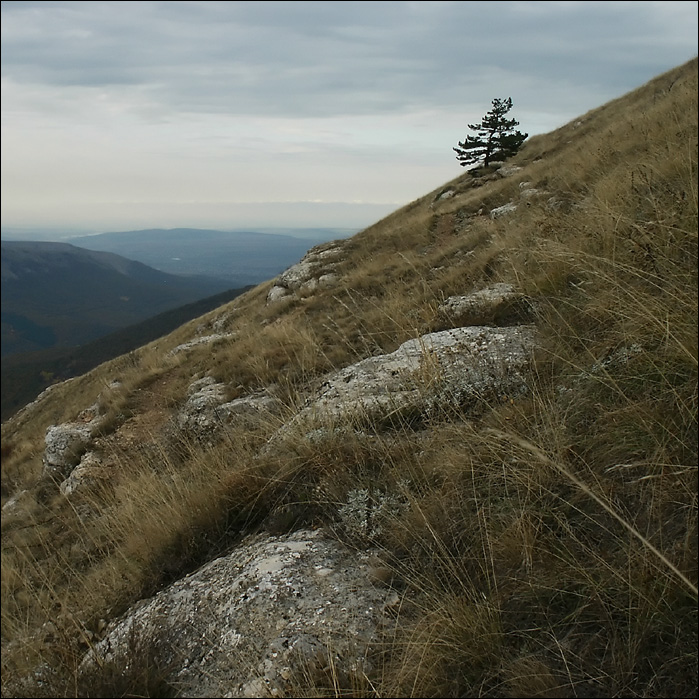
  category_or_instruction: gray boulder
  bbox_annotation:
[42,406,103,482]
[285,325,537,430]
[80,529,399,698]
[267,243,343,304]
[169,333,236,356]
[439,284,532,326]
[59,451,113,497]
[490,201,518,219]
[497,164,523,177]
[175,377,279,445]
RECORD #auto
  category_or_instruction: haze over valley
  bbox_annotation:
[65,227,357,286]
[1,240,235,358]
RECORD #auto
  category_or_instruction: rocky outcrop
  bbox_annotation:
[1,488,32,515]
[490,201,517,219]
[80,529,399,698]
[496,164,523,177]
[434,188,455,202]
[282,325,537,432]
[169,332,236,355]
[40,300,537,699]
[439,284,533,326]
[59,451,114,497]
[42,404,103,483]
[490,201,518,219]
[489,178,547,219]
[175,376,280,445]
[267,243,343,304]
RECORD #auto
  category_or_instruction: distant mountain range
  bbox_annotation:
[1,240,234,357]
[65,227,355,286]
[1,227,355,418]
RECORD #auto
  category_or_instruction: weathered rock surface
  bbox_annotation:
[284,325,537,431]
[267,243,343,304]
[439,284,532,326]
[497,164,523,177]
[175,376,279,445]
[80,529,399,698]
[169,332,236,355]
[434,188,455,201]
[42,405,103,482]
[1,488,32,515]
[490,201,518,219]
[59,451,112,497]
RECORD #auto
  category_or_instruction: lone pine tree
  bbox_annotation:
[454,97,528,167]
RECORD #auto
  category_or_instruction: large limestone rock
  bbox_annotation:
[267,243,343,304]
[42,405,103,483]
[438,284,533,326]
[175,377,279,445]
[285,325,537,430]
[169,332,236,356]
[490,201,518,219]
[59,451,114,497]
[80,529,399,698]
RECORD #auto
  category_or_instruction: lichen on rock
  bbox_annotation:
[79,529,399,697]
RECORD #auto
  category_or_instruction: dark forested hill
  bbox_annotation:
[1,240,233,357]
[0,284,250,422]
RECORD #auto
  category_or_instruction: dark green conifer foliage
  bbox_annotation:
[454,97,528,167]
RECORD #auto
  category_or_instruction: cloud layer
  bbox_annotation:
[2,1,697,232]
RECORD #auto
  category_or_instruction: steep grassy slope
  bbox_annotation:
[1,58,697,698]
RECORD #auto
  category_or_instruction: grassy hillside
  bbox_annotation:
[1,58,697,698]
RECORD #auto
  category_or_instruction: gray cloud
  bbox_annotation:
[3,1,696,117]
[1,1,697,232]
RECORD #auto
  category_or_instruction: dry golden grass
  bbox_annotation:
[2,58,697,697]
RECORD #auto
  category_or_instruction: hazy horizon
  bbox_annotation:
[0,201,397,240]
[2,1,697,234]
[0,222,363,244]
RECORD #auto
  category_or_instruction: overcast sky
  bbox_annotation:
[1,1,697,236]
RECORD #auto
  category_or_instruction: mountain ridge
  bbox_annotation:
[66,227,353,286]
[1,240,233,357]
[0,284,252,422]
